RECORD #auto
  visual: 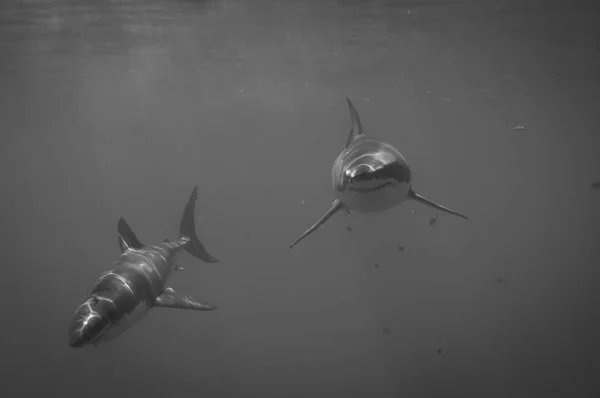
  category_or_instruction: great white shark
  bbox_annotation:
[289,97,468,248]
[68,187,219,348]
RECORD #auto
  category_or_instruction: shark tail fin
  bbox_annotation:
[179,187,220,263]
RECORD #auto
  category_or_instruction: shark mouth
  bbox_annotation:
[349,181,392,193]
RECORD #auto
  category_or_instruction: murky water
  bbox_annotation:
[1,0,600,397]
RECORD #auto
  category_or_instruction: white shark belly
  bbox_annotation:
[338,184,406,213]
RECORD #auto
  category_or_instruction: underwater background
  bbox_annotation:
[1,0,600,397]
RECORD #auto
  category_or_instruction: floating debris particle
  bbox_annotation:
[301,199,308,205]
[397,245,404,252]
[511,125,525,131]
[382,327,391,334]
[590,180,600,189]
[373,263,380,269]
[346,226,352,232]
[437,348,442,355]
[496,277,505,284]
[411,209,416,215]
[429,212,438,226]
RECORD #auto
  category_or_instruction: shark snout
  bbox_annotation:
[67,296,111,348]
[346,164,376,182]
[69,331,86,348]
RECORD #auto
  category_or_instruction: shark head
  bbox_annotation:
[333,140,413,213]
[342,155,411,195]
[68,294,115,348]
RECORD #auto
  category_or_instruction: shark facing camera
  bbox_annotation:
[289,97,468,249]
[336,140,413,213]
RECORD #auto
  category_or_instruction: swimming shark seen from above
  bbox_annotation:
[68,187,219,348]
[289,97,468,249]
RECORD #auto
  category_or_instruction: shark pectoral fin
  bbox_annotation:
[408,189,469,220]
[289,199,344,249]
[155,289,216,311]
[344,97,366,147]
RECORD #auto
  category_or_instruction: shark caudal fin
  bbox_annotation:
[179,187,219,263]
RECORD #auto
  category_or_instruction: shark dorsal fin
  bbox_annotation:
[117,217,144,250]
[344,97,365,148]
[118,236,129,253]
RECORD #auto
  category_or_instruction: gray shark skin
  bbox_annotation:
[289,97,468,249]
[68,187,219,348]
